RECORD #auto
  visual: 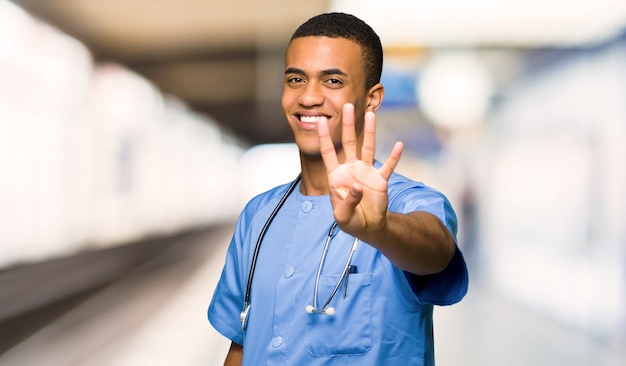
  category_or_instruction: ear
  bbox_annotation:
[366,83,384,112]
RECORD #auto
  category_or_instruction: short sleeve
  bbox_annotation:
[386,170,469,305]
[406,247,468,305]
[207,224,246,345]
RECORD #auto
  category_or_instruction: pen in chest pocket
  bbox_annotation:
[343,265,358,299]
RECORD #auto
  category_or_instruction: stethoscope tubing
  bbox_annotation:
[241,174,301,329]
[311,223,359,313]
[240,173,360,328]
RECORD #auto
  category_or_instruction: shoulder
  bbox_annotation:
[387,170,450,207]
[239,179,298,222]
[385,169,458,236]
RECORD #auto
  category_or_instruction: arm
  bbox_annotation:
[358,210,456,275]
[317,103,455,276]
[224,342,243,366]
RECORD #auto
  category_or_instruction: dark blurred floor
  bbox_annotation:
[0,225,233,366]
[0,228,216,354]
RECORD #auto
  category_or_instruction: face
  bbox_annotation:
[281,36,381,159]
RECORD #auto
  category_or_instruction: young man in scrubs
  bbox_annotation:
[208,12,468,366]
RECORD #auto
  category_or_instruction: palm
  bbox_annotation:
[317,103,403,236]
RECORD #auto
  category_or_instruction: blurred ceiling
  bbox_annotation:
[10,0,330,145]
[336,0,626,47]
[9,0,626,145]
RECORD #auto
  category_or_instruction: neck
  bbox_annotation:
[297,139,356,196]
[298,156,329,196]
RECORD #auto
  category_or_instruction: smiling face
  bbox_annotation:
[281,36,382,160]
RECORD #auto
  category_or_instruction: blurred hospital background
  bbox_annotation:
[1,0,626,365]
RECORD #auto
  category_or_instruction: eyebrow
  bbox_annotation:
[284,67,348,77]
[320,68,348,77]
[284,67,305,75]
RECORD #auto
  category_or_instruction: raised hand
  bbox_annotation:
[317,103,404,236]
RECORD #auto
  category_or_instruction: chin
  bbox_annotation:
[295,142,322,158]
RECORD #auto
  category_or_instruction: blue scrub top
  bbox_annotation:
[208,170,468,365]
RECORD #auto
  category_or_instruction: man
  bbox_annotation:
[208,12,468,365]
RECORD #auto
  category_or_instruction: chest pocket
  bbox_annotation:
[304,272,372,356]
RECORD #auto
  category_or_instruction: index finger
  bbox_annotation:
[317,116,339,172]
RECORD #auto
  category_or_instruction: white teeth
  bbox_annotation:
[300,115,322,123]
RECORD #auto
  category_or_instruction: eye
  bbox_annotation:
[287,76,304,85]
[324,78,343,88]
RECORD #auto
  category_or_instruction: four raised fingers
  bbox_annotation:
[318,102,402,178]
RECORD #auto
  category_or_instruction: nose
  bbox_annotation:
[298,81,323,107]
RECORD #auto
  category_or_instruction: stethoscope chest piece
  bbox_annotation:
[240,303,251,330]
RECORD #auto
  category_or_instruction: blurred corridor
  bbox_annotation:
[2,0,626,364]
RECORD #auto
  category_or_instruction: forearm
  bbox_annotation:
[224,342,243,366]
[359,211,456,276]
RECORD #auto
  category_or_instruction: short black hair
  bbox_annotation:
[289,12,383,89]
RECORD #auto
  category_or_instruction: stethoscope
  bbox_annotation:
[240,174,359,330]
[305,221,359,316]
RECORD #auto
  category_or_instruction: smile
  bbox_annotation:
[298,115,327,123]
